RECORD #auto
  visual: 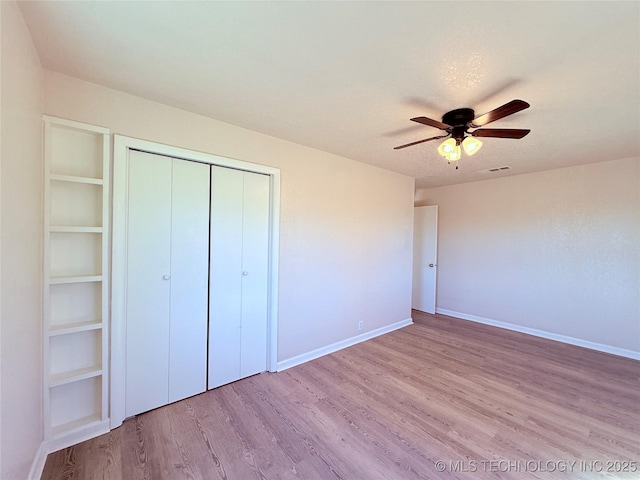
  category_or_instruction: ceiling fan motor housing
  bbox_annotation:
[442,108,475,127]
[442,108,475,143]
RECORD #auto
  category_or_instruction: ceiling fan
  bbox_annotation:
[394,99,531,166]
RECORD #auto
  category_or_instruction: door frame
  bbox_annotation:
[111,135,281,428]
[412,205,438,314]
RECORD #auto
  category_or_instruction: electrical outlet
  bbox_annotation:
[358,320,363,331]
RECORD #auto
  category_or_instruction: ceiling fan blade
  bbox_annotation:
[410,116,451,131]
[471,99,530,127]
[471,128,531,139]
[394,134,449,150]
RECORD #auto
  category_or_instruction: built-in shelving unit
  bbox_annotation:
[43,116,110,450]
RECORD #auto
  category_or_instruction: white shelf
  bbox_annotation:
[50,320,102,336]
[49,275,102,285]
[50,226,103,233]
[51,414,103,438]
[50,366,102,387]
[43,116,110,445]
[50,174,103,185]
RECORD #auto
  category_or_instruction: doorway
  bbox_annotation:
[412,205,438,314]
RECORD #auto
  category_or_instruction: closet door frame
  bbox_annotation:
[111,135,280,429]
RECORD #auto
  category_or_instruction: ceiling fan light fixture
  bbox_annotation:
[445,145,462,162]
[438,138,457,157]
[462,136,483,156]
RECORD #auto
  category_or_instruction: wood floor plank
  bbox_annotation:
[41,311,640,479]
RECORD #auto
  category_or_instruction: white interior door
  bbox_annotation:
[125,151,209,417]
[412,205,438,314]
[208,166,270,389]
[208,166,243,388]
[125,151,172,417]
[168,159,209,403]
[238,171,270,378]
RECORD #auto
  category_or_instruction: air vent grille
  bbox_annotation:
[478,166,511,174]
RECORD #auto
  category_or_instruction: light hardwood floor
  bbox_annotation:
[42,311,639,479]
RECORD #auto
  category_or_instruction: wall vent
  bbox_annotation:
[478,166,511,174]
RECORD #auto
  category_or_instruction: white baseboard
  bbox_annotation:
[436,308,640,361]
[277,318,413,371]
[28,442,48,480]
[29,420,111,479]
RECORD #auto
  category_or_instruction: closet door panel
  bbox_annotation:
[208,166,243,389]
[125,151,172,417]
[168,159,209,403]
[240,173,270,377]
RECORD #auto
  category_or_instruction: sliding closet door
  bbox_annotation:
[209,166,270,389]
[125,151,209,417]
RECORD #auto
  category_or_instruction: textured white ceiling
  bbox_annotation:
[18,1,640,188]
